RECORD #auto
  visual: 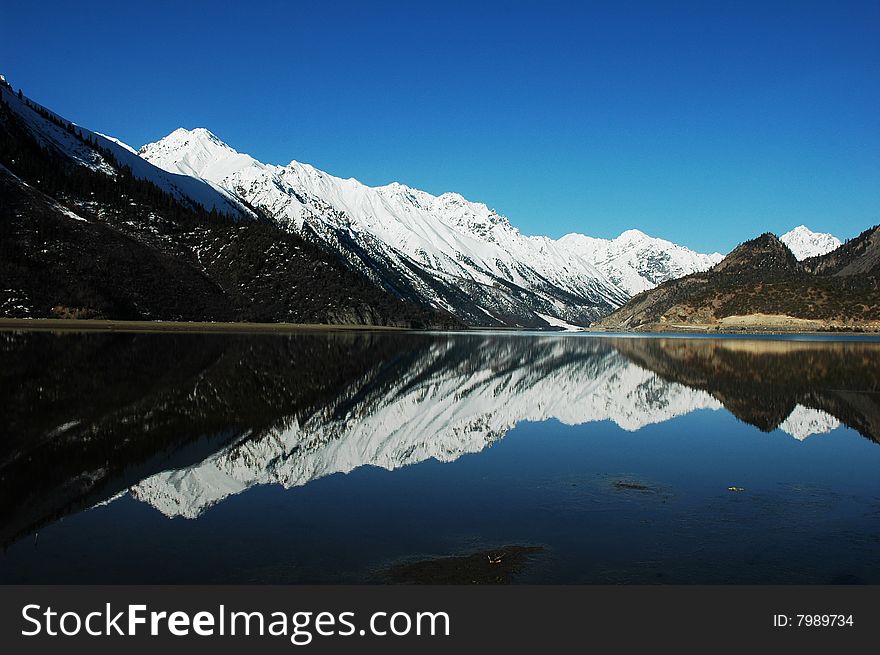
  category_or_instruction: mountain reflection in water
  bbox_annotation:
[1,330,879,583]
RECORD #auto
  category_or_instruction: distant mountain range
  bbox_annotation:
[596,227,880,331]
[0,75,869,328]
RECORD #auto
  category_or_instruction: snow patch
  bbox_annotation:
[59,206,88,222]
[95,132,138,154]
[535,312,582,331]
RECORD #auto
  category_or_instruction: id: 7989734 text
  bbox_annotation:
[773,614,854,628]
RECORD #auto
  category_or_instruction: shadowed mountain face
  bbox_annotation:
[2,331,878,544]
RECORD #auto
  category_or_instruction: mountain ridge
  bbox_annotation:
[139,126,728,327]
[558,229,723,295]
[140,127,628,326]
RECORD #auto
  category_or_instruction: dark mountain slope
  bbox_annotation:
[802,223,880,277]
[0,165,232,320]
[0,87,460,328]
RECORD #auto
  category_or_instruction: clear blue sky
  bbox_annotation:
[3,0,878,252]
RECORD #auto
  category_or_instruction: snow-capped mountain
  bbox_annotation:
[127,337,724,518]
[0,75,854,328]
[780,225,842,260]
[139,128,721,326]
[1,81,449,327]
[558,230,723,296]
[140,128,627,327]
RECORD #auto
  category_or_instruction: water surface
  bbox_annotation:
[1,330,879,583]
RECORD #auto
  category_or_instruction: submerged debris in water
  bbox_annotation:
[383,546,543,584]
[613,479,655,493]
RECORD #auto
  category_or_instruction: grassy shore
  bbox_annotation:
[0,318,407,334]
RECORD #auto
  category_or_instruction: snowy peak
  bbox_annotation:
[147,127,230,149]
[780,225,841,260]
[139,127,257,181]
[558,230,723,296]
[617,228,650,242]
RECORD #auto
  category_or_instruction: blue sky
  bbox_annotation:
[3,0,878,252]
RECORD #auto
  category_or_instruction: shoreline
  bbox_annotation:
[589,313,880,335]
[0,318,408,334]
[582,328,880,338]
[583,326,880,336]
[2,317,879,338]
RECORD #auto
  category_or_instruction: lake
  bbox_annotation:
[1,329,879,584]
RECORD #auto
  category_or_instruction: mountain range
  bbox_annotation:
[596,228,880,331]
[0,76,864,328]
[137,127,726,325]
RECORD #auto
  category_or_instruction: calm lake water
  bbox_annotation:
[1,330,879,584]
